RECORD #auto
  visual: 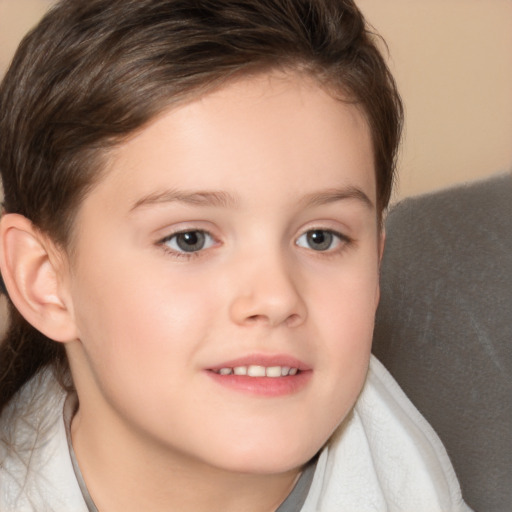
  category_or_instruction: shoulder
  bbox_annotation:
[301,356,472,511]
[0,370,86,512]
[356,355,463,492]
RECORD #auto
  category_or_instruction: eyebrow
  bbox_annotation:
[130,189,237,212]
[130,185,374,212]
[299,186,374,210]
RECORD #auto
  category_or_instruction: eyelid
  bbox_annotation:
[154,219,219,245]
[157,227,219,258]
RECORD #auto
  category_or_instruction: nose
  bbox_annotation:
[228,253,307,328]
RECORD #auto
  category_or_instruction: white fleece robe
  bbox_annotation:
[0,356,472,512]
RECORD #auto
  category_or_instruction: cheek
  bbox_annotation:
[310,261,379,400]
[70,254,219,381]
[313,257,380,339]
[69,263,222,429]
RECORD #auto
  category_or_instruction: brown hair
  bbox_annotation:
[0,0,402,413]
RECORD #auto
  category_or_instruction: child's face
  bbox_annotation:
[65,71,381,475]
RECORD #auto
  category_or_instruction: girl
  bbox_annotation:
[0,0,471,510]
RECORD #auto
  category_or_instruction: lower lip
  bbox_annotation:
[205,370,312,397]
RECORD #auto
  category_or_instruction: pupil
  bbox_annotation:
[177,231,205,252]
[310,231,325,244]
[308,230,332,251]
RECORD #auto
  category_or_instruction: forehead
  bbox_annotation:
[82,71,375,216]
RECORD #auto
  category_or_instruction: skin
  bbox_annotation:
[56,71,383,511]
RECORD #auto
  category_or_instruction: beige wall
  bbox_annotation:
[358,0,512,200]
[1,0,511,200]
[0,0,53,69]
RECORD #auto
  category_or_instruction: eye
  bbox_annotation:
[296,229,345,252]
[161,230,216,253]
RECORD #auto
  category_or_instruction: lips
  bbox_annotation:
[205,354,312,397]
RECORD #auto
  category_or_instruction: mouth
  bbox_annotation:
[205,355,311,397]
[211,365,300,378]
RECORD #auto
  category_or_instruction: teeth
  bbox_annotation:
[215,366,299,377]
[266,366,282,378]
[247,365,266,377]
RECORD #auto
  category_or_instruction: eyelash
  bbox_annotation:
[295,228,352,254]
[157,228,352,260]
[158,230,218,260]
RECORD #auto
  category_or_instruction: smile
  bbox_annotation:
[212,365,299,377]
[206,356,311,397]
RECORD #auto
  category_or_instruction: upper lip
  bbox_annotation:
[206,354,311,371]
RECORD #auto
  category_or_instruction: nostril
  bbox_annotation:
[245,312,303,327]
[285,313,303,327]
[246,314,266,323]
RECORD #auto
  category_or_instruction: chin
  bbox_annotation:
[208,437,322,476]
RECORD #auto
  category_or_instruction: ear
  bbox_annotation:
[0,213,78,343]
[374,228,386,308]
[378,228,386,265]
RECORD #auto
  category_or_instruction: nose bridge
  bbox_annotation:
[228,244,306,327]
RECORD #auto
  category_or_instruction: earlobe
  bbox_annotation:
[0,213,78,343]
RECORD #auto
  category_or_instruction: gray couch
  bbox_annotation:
[373,172,512,512]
